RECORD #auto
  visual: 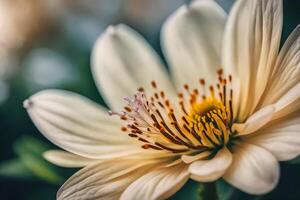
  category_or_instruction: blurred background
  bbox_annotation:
[0,0,299,199]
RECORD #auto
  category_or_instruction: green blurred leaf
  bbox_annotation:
[217,180,235,200]
[13,135,49,156]
[197,184,204,200]
[19,153,63,184]
[0,159,33,179]
[12,135,64,184]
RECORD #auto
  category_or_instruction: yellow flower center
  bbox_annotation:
[186,97,231,149]
[109,69,234,154]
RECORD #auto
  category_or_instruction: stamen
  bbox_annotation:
[184,84,189,91]
[151,81,157,89]
[138,87,144,92]
[109,69,235,154]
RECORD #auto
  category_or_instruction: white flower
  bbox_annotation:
[24,0,300,199]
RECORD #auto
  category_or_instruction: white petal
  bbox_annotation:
[224,143,279,195]
[234,83,300,135]
[181,151,211,164]
[43,150,97,168]
[189,148,232,182]
[92,24,175,111]
[222,0,283,121]
[120,163,189,200]
[233,105,275,135]
[272,83,300,120]
[247,113,300,161]
[260,25,300,106]
[57,159,161,200]
[161,0,226,89]
[24,90,144,159]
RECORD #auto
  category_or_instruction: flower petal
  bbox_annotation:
[272,83,300,120]
[189,148,232,182]
[260,25,300,106]
[120,163,189,200]
[92,24,175,111]
[234,83,300,135]
[222,0,283,121]
[224,143,279,195]
[161,0,226,89]
[247,113,300,161]
[181,151,211,164]
[57,159,161,200]
[233,105,275,135]
[24,89,144,159]
[43,150,97,168]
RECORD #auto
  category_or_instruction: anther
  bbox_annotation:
[217,69,223,75]
[138,87,144,92]
[184,84,189,90]
[151,81,157,88]
[124,107,132,112]
[120,116,127,120]
[199,79,205,85]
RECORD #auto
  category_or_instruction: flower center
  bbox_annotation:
[109,69,234,154]
[186,97,231,149]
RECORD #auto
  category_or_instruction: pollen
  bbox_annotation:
[186,98,230,148]
[109,69,234,155]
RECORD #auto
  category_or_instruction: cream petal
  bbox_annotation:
[260,25,300,106]
[247,113,300,161]
[24,90,144,159]
[222,0,283,121]
[57,159,161,200]
[181,151,211,164]
[189,148,232,182]
[161,0,226,89]
[234,82,300,135]
[233,105,275,135]
[92,24,175,111]
[224,143,279,195]
[120,163,189,200]
[43,150,98,168]
[272,83,300,120]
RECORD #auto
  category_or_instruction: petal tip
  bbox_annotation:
[105,24,128,37]
[106,25,117,36]
[23,98,34,109]
[175,4,189,17]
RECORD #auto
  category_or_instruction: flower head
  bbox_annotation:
[24,0,300,199]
